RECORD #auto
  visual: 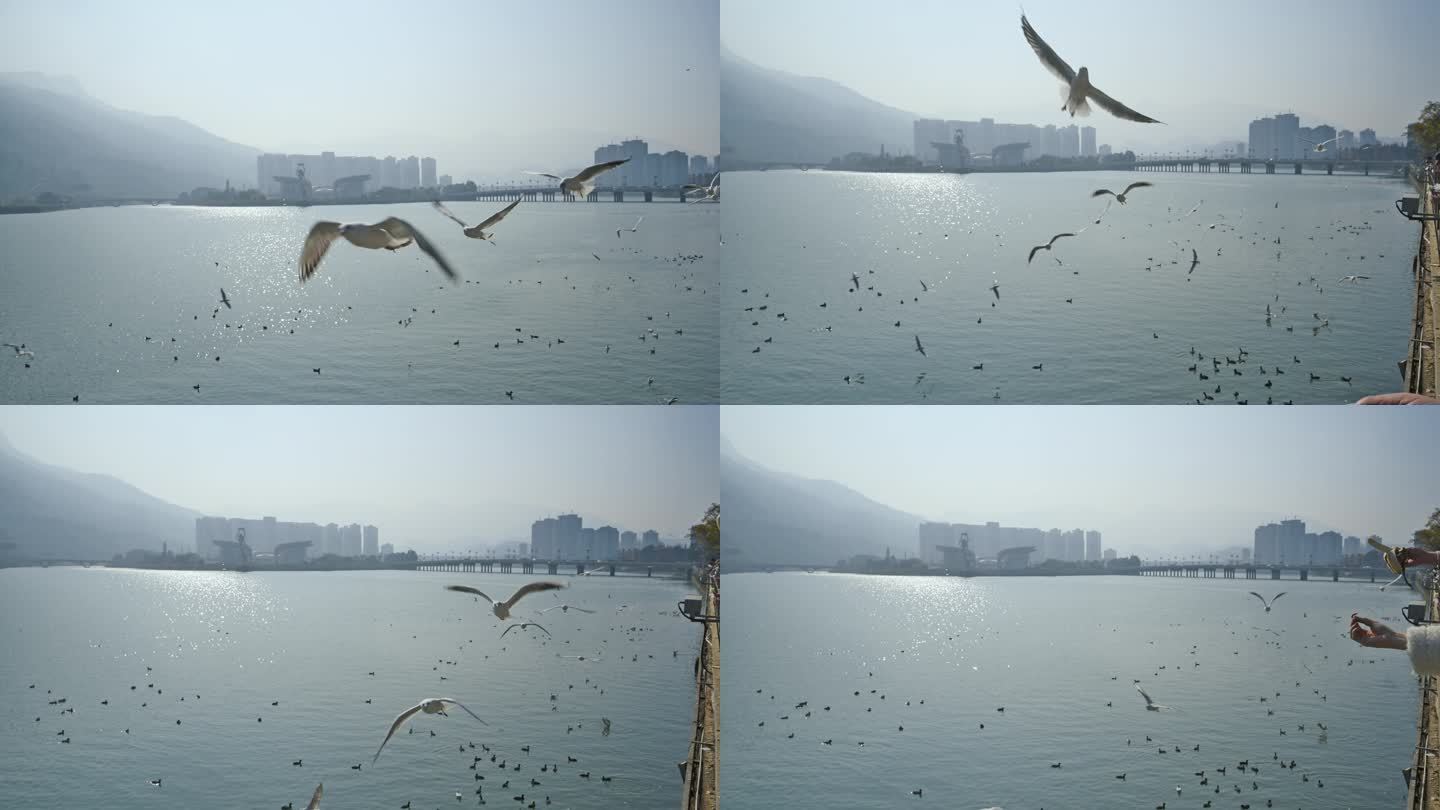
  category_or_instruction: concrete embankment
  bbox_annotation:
[1409,581,1440,809]
[681,570,719,810]
[1404,177,1439,395]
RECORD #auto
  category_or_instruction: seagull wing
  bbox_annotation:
[572,159,630,183]
[1086,84,1163,124]
[1021,15,1076,84]
[524,171,564,180]
[502,580,566,610]
[374,702,426,762]
[1028,244,1045,264]
[431,201,470,229]
[1122,181,1153,196]
[1091,189,1117,199]
[1271,592,1286,604]
[299,221,343,283]
[376,218,458,282]
[475,199,521,232]
[438,699,488,725]
[445,585,494,604]
[632,216,644,230]
[1248,591,1268,608]
[305,783,323,810]
[1048,232,1077,249]
[1135,684,1154,706]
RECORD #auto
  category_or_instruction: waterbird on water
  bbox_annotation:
[299,218,457,283]
[1021,14,1162,123]
[445,581,565,621]
[431,200,520,243]
[373,699,487,762]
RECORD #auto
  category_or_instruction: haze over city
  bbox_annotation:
[721,406,1439,559]
[721,0,1436,154]
[0,0,719,180]
[0,405,719,553]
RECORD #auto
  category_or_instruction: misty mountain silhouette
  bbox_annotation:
[0,72,259,198]
[0,432,197,561]
[720,437,923,567]
[720,46,920,166]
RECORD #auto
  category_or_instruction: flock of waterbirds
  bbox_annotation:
[18,576,690,807]
[741,588,1390,807]
[733,13,1387,403]
[4,157,716,404]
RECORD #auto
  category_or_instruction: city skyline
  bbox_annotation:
[721,0,1436,155]
[0,0,719,178]
[721,406,1440,559]
[0,406,719,552]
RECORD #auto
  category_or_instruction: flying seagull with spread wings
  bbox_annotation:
[1249,591,1286,612]
[1021,15,1162,124]
[431,200,520,243]
[1301,135,1342,153]
[1028,231,1079,264]
[445,581,565,621]
[526,158,629,198]
[298,218,457,283]
[1135,684,1170,711]
[219,288,232,309]
[1092,182,1152,205]
[499,621,552,638]
[617,216,644,239]
[372,699,487,763]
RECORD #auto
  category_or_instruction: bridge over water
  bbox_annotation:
[1132,157,1412,177]
[1137,563,1393,582]
[411,558,692,578]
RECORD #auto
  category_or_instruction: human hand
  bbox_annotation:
[1349,614,1407,650]
[1356,393,1440,405]
[1399,547,1440,567]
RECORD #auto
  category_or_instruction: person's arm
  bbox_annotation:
[1352,615,1440,676]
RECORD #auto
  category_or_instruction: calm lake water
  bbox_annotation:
[720,170,1415,403]
[722,572,1418,809]
[0,567,699,808]
[0,200,717,403]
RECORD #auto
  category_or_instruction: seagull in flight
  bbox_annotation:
[1249,591,1285,612]
[445,582,564,621]
[499,621,551,639]
[3,343,34,360]
[1091,182,1152,205]
[219,288,232,309]
[526,158,629,198]
[1338,275,1370,283]
[294,783,323,810]
[1021,14,1162,123]
[1135,684,1170,711]
[990,281,1001,300]
[299,218,457,283]
[684,173,721,204]
[373,699,487,763]
[914,334,927,357]
[850,272,861,291]
[616,216,644,239]
[431,200,520,243]
[540,604,597,614]
[1301,135,1342,153]
[1028,231,1079,264]
[1188,249,1199,274]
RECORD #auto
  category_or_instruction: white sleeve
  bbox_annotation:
[1407,625,1440,676]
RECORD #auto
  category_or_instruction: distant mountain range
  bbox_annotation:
[0,433,198,561]
[720,437,923,567]
[0,72,259,199]
[720,47,920,166]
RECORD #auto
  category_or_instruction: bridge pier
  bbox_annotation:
[644,190,653,202]
[1332,568,1339,582]
[548,562,558,575]
[647,566,653,578]
[522,561,533,574]
[609,564,616,576]
[1266,161,1275,174]
[1326,163,1334,176]
[500,561,512,574]
[1271,567,1281,579]
[1246,566,1256,578]
[1299,569,1309,581]
[1294,163,1303,175]
[576,563,586,576]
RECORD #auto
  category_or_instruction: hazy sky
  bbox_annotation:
[0,0,718,179]
[722,0,1437,153]
[0,406,717,551]
[722,406,1439,558]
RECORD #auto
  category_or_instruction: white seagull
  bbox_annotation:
[540,604,597,614]
[617,216,644,239]
[1338,275,1370,283]
[1301,135,1342,153]
[1249,591,1286,612]
[373,699,487,762]
[684,173,720,204]
[499,621,552,638]
[298,783,322,810]
[526,158,629,198]
[1022,14,1162,123]
[1091,182,1152,205]
[431,200,520,243]
[299,218,457,283]
[1135,684,1170,711]
[3,343,35,360]
[219,288,232,309]
[445,581,564,621]
[1028,231,1079,264]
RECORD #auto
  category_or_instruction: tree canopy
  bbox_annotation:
[1407,101,1440,155]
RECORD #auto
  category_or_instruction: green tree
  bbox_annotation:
[1414,509,1440,550]
[690,503,719,561]
[1407,102,1440,155]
